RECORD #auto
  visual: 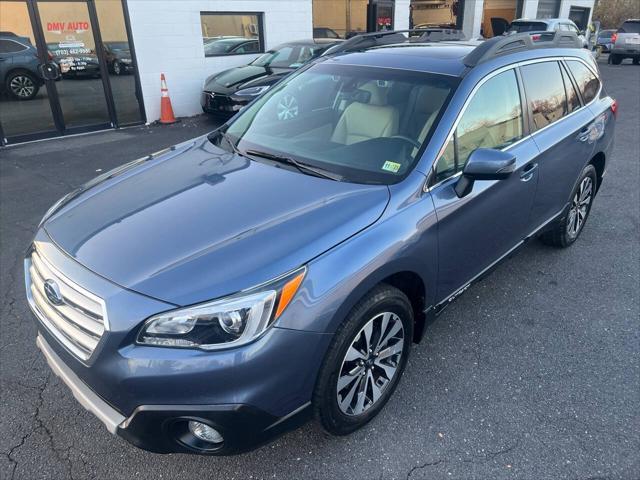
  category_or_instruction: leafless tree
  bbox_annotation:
[594,0,640,29]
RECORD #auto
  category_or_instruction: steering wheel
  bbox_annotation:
[390,135,421,149]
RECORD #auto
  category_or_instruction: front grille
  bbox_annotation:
[27,248,106,361]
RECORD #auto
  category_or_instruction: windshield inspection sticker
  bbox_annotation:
[382,161,401,173]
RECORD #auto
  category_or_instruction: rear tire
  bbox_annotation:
[313,284,413,435]
[610,54,622,65]
[539,164,597,248]
[633,58,639,65]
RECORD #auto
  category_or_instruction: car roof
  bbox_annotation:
[322,42,480,76]
[321,37,591,77]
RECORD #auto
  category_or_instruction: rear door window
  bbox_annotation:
[520,61,568,131]
[566,60,600,104]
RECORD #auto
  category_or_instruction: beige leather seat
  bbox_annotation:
[408,85,450,145]
[331,82,399,145]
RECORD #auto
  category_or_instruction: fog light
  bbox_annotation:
[188,421,223,445]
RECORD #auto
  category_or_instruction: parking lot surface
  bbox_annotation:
[1,59,638,480]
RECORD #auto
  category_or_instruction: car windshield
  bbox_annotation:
[214,62,457,184]
[509,21,548,33]
[251,44,324,68]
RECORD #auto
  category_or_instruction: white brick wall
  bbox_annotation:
[126,0,313,122]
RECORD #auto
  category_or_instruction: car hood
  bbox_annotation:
[204,65,291,93]
[44,136,389,306]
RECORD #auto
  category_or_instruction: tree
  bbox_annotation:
[593,0,640,29]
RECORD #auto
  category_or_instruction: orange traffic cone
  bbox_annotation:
[159,73,177,124]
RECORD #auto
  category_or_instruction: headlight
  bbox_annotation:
[121,58,132,63]
[235,85,270,97]
[137,267,306,350]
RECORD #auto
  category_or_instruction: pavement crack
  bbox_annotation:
[406,459,444,479]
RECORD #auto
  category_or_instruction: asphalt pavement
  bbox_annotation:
[1,58,638,480]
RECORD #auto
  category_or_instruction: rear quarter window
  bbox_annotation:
[566,60,600,104]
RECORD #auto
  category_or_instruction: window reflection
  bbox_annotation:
[0,1,57,139]
[312,0,368,39]
[435,70,523,182]
[561,64,581,113]
[95,0,142,125]
[521,62,568,131]
[566,60,600,104]
[200,13,263,56]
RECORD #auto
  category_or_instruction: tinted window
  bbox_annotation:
[434,70,523,183]
[0,39,27,53]
[509,21,548,33]
[521,62,567,131]
[561,64,581,113]
[566,60,600,104]
[620,21,640,34]
[200,12,264,56]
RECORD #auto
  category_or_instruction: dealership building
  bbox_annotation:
[0,0,595,145]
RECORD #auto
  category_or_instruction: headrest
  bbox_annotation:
[357,81,390,106]
[414,85,449,114]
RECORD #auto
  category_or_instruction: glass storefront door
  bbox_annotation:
[0,0,144,145]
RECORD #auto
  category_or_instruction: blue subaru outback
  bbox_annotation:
[26,30,616,455]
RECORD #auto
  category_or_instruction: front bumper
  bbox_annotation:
[26,232,332,454]
[36,334,312,454]
[200,91,251,117]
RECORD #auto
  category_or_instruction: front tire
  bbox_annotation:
[610,54,622,65]
[539,164,597,248]
[313,284,413,435]
[6,71,40,100]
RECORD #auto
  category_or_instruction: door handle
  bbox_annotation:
[520,162,538,182]
[577,126,591,142]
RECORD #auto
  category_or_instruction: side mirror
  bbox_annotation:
[454,148,516,198]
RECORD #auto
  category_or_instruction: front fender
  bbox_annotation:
[276,172,438,335]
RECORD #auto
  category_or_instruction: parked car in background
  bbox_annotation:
[609,19,640,65]
[0,32,44,100]
[103,42,134,75]
[203,37,260,56]
[508,18,588,47]
[201,39,341,117]
[313,27,341,39]
[28,30,615,456]
[596,29,616,53]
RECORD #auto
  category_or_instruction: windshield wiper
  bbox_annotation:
[212,130,243,157]
[245,149,343,181]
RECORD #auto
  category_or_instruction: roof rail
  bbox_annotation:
[322,28,466,56]
[463,31,582,67]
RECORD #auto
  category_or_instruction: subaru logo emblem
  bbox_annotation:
[43,279,64,306]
